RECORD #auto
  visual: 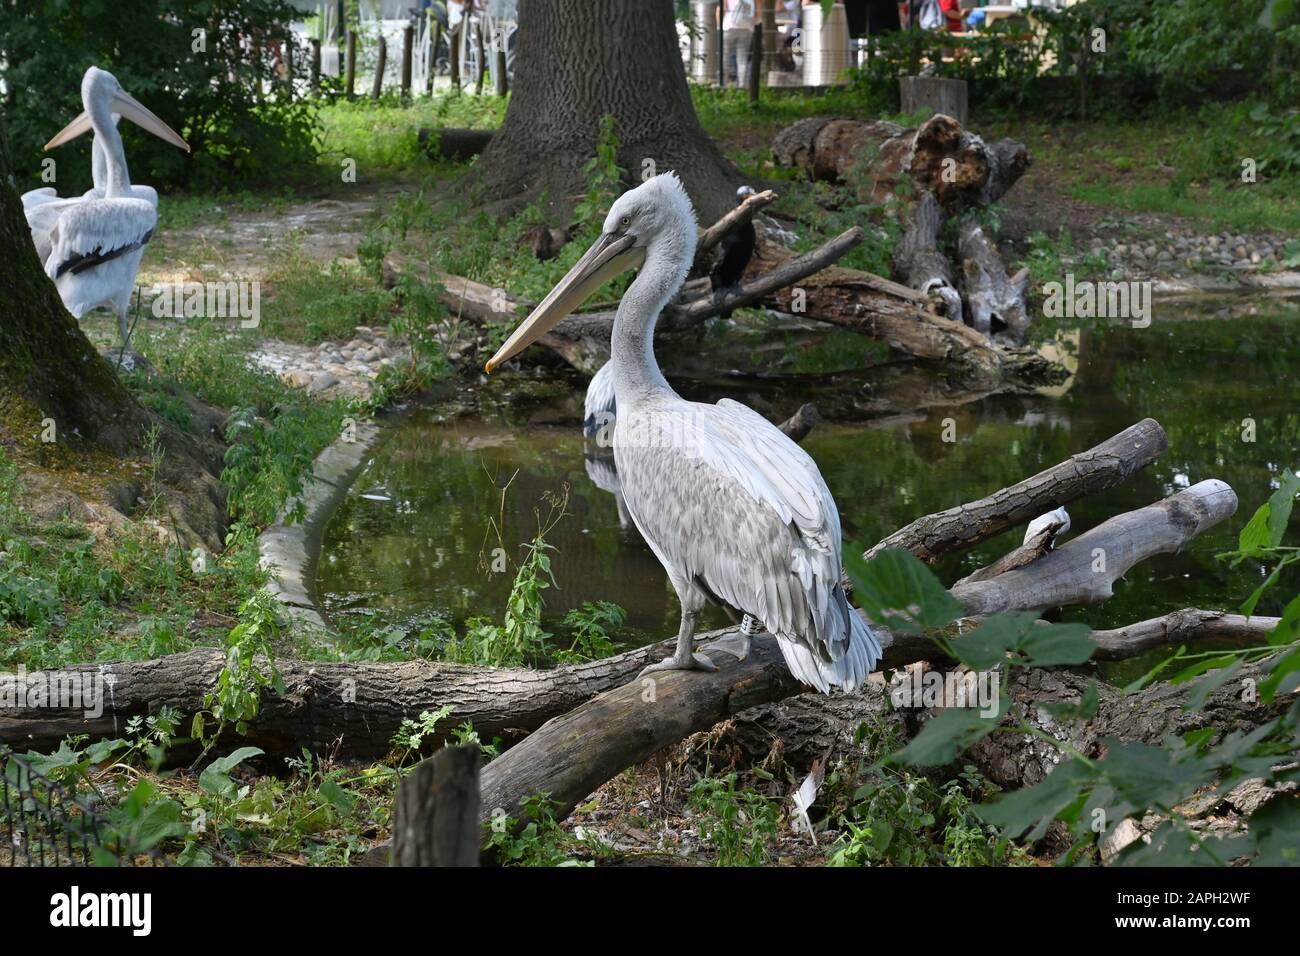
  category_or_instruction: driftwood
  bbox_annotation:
[893,190,961,322]
[771,114,1029,212]
[958,219,1030,341]
[950,480,1237,615]
[777,403,820,443]
[866,418,1170,562]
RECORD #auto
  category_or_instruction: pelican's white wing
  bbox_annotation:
[583,361,617,439]
[24,195,90,267]
[615,397,880,692]
[45,197,156,314]
[21,187,60,210]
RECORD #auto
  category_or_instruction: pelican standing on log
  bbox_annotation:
[35,67,189,352]
[486,173,880,692]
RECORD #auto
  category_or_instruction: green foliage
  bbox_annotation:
[0,0,319,192]
[855,518,1299,864]
[829,761,1023,867]
[573,114,627,230]
[195,592,285,744]
[555,601,626,664]
[486,796,593,867]
[688,772,781,866]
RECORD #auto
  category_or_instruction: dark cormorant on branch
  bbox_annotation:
[709,185,757,315]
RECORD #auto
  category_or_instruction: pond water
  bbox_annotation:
[318,294,1300,678]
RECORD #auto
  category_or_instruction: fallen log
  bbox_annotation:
[866,418,1170,563]
[894,190,961,322]
[771,113,1029,212]
[708,649,1291,780]
[950,479,1237,616]
[416,127,495,162]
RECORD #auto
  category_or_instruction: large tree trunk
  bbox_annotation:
[474,0,739,221]
[0,118,146,455]
[0,119,226,547]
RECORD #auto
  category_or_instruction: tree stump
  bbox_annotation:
[391,745,481,867]
[900,76,968,125]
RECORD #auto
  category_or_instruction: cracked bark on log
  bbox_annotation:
[866,418,1170,563]
[893,190,961,322]
[771,114,1029,212]
[958,219,1030,342]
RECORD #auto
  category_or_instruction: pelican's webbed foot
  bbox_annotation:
[700,631,751,662]
[638,651,718,678]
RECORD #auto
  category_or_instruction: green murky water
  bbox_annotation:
[318,296,1300,678]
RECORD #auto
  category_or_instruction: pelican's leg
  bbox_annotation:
[639,607,718,677]
[701,614,762,662]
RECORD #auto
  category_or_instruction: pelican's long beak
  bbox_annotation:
[484,232,643,373]
[45,90,190,152]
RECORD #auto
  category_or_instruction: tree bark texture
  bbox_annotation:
[474,0,739,221]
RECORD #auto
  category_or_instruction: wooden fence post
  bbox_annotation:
[372,35,387,99]
[493,24,508,96]
[474,22,486,95]
[345,29,357,99]
[391,745,481,867]
[428,15,441,94]
[310,37,321,93]
[899,76,968,125]
[716,2,725,87]
[450,23,461,90]
[748,22,763,102]
[401,25,414,99]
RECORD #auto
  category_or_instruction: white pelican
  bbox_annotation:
[487,173,880,692]
[36,67,188,351]
[23,116,161,270]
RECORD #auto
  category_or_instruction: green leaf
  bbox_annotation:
[893,707,998,767]
[1268,594,1300,646]
[1250,793,1300,865]
[952,613,1094,670]
[977,760,1093,841]
[1183,657,1244,711]
[1260,647,1300,703]
[199,746,265,798]
[1266,471,1300,547]
[844,547,963,634]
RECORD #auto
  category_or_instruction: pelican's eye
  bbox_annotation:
[619,215,631,228]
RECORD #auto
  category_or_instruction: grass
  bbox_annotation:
[981,100,1300,235]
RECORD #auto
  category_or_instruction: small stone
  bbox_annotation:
[362,347,383,362]
[287,370,314,388]
[307,372,339,394]
[355,326,374,341]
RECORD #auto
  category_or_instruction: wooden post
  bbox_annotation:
[401,25,414,99]
[372,35,387,99]
[345,29,357,99]
[391,745,481,867]
[449,23,460,90]
[716,1,725,87]
[748,22,763,102]
[759,0,776,84]
[310,37,321,93]
[493,29,508,96]
[428,15,441,94]
[899,76,968,125]
[474,22,486,95]
[909,0,921,76]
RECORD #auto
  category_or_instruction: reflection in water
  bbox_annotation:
[318,297,1300,670]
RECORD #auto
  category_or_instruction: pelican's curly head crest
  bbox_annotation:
[603,171,697,267]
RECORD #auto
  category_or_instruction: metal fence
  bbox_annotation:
[0,745,155,867]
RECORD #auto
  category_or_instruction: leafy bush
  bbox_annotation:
[0,0,319,192]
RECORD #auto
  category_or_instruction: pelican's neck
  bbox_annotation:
[88,96,130,198]
[611,229,694,406]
